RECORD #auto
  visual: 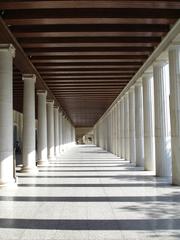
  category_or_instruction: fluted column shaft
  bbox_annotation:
[142,73,155,171]
[59,111,63,153]
[107,113,111,151]
[21,74,38,173]
[37,90,48,165]
[113,105,118,155]
[169,45,180,184]
[0,44,15,185]
[120,98,125,159]
[135,81,144,167]
[117,101,121,157]
[109,110,113,152]
[47,100,55,159]
[153,60,171,177]
[129,87,136,164]
[61,115,65,151]
[124,93,130,160]
[54,107,60,157]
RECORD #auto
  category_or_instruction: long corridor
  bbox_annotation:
[0,145,180,240]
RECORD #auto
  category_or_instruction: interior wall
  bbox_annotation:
[75,127,94,144]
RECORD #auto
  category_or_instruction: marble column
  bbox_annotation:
[142,73,155,171]
[120,97,125,159]
[107,113,110,151]
[153,60,171,177]
[169,45,180,184]
[110,109,113,152]
[54,106,60,157]
[61,115,65,151]
[115,104,119,156]
[37,90,48,166]
[113,105,118,155]
[124,93,130,160]
[129,87,136,164]
[59,111,63,154]
[135,80,144,167]
[169,45,180,185]
[0,44,15,185]
[111,108,114,154]
[47,100,55,159]
[21,74,38,173]
[109,110,112,152]
[117,101,121,157]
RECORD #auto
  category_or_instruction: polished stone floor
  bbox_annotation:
[0,145,180,240]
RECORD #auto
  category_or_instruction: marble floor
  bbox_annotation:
[0,145,180,240]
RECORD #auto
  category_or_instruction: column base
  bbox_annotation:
[0,178,17,188]
[37,160,49,166]
[20,166,39,174]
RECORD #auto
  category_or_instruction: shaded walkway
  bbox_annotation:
[0,145,180,239]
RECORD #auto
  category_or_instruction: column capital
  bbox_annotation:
[142,72,153,80]
[37,90,47,96]
[0,44,15,58]
[135,78,142,87]
[46,99,54,105]
[22,74,36,83]
[54,105,59,110]
[169,43,180,51]
[129,85,135,92]
[120,96,124,102]
[154,59,168,67]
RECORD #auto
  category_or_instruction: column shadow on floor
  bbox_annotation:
[17,182,168,187]
[0,218,179,230]
[38,169,144,172]
[18,175,156,179]
[0,195,180,202]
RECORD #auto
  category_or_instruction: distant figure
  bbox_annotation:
[15,141,21,154]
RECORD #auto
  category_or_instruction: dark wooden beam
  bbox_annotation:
[0,1,180,10]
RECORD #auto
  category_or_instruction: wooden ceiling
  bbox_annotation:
[0,1,180,127]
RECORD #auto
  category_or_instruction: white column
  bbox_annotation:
[59,111,63,154]
[109,110,112,152]
[37,90,48,166]
[113,106,117,155]
[153,60,171,177]
[129,87,136,164]
[142,73,155,171]
[0,44,15,185]
[54,106,60,157]
[107,113,110,151]
[47,100,55,159]
[120,97,125,159]
[115,105,118,156]
[124,93,130,160]
[61,114,65,151]
[21,74,38,173]
[110,109,113,152]
[169,45,180,185]
[117,101,120,157]
[112,106,115,154]
[135,80,144,167]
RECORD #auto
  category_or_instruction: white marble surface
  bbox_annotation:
[0,145,180,239]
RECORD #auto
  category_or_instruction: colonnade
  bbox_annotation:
[94,43,180,185]
[0,44,76,186]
